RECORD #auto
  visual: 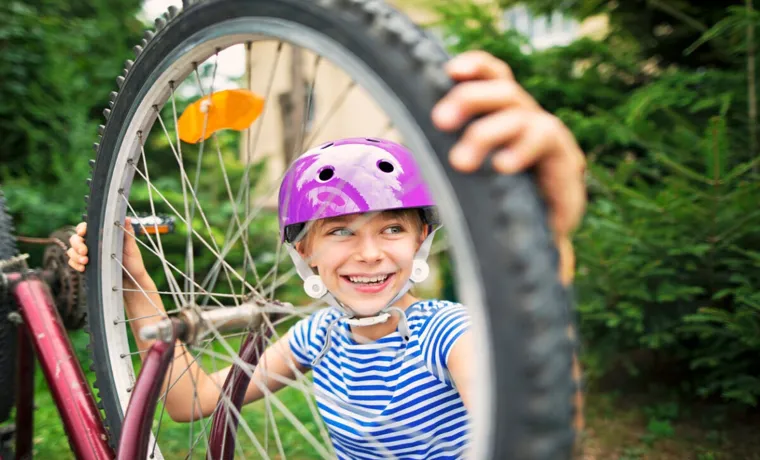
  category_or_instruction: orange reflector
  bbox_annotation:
[137,224,172,236]
[177,89,265,144]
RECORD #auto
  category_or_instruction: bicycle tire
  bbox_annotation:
[0,193,19,423]
[83,1,579,458]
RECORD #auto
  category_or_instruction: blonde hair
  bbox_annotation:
[298,209,424,255]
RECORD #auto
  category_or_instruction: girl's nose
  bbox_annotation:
[355,235,383,262]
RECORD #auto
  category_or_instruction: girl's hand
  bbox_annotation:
[67,222,89,272]
[67,219,149,285]
[433,50,586,284]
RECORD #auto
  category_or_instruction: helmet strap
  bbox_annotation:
[285,225,440,339]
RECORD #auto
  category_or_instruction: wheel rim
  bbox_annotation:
[96,15,493,459]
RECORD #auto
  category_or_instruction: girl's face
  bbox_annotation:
[297,211,426,316]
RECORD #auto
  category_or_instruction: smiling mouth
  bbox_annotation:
[342,273,392,285]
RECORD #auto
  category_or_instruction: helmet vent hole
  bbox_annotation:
[365,138,380,142]
[377,160,394,173]
[318,167,335,181]
[320,142,334,149]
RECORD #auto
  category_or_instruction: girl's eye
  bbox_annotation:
[383,225,403,235]
[330,228,353,237]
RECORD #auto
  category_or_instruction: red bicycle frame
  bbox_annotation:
[5,270,260,459]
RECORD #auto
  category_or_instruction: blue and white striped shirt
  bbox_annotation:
[289,300,471,459]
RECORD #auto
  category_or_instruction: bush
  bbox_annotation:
[436,1,760,406]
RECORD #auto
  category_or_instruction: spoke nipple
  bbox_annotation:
[110,253,117,259]
[112,286,117,291]
[126,386,132,393]
[119,354,125,358]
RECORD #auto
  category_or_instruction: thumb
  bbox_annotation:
[124,218,140,255]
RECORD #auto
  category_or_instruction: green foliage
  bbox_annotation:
[437,1,760,406]
[575,100,760,405]
[0,0,143,236]
[499,0,744,69]
[641,401,678,445]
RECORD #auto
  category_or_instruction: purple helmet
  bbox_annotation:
[278,137,438,242]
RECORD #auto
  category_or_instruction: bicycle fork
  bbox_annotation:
[119,301,281,460]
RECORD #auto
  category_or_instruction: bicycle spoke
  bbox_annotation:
[203,41,284,302]
[303,80,356,148]
[190,345,332,460]
[127,164,262,297]
[115,221,229,309]
[135,137,187,309]
[184,356,271,459]
[150,352,177,458]
[117,288,244,299]
[111,256,168,319]
[267,54,321,301]
[166,82,197,307]
[184,57,218,307]
[154,103,244,308]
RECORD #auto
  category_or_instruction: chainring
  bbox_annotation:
[42,227,87,330]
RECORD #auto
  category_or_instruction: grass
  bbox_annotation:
[17,380,760,459]
[4,331,759,459]
[576,391,760,460]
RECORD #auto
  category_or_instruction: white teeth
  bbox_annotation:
[348,274,389,284]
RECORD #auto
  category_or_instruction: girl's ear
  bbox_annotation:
[418,225,430,248]
[295,240,318,268]
[295,240,307,257]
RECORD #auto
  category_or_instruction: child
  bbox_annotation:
[68,50,587,458]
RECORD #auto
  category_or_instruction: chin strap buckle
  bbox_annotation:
[346,313,391,327]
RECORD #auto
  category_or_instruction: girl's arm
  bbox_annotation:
[70,221,304,423]
[124,271,308,422]
[446,330,473,411]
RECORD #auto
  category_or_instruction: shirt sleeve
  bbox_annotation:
[419,303,471,385]
[288,314,316,367]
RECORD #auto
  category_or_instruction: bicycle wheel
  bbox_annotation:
[0,193,18,423]
[83,1,578,458]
